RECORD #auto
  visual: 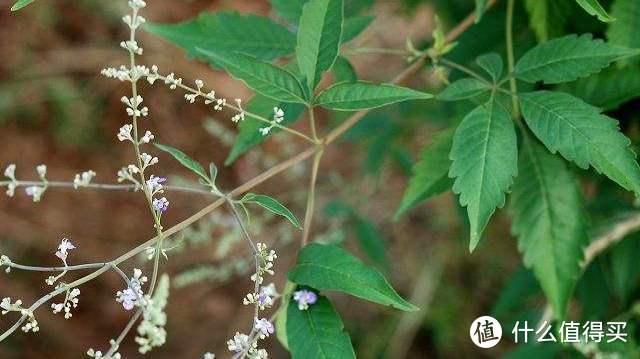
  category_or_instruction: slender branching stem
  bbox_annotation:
[0,180,211,195]
[308,107,318,142]
[152,74,317,144]
[301,148,323,246]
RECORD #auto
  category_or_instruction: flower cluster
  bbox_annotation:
[293,289,318,311]
[4,163,17,197]
[87,340,122,359]
[252,243,277,285]
[226,332,268,358]
[117,164,141,188]
[116,268,147,311]
[243,283,278,310]
[51,287,81,319]
[135,274,169,354]
[0,255,11,273]
[3,164,50,201]
[46,238,76,286]
[259,107,285,136]
[228,243,278,357]
[1,297,39,333]
[73,170,97,189]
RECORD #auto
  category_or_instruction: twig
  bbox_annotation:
[302,149,323,246]
[0,180,211,195]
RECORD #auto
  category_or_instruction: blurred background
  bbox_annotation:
[1,0,639,358]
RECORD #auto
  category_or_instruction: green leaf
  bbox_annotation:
[271,0,308,23]
[11,0,35,11]
[287,294,356,359]
[225,95,305,165]
[242,193,302,229]
[610,233,640,303]
[510,138,589,319]
[575,0,615,22]
[514,34,639,84]
[288,243,418,311]
[332,56,358,83]
[449,99,518,251]
[271,0,371,23]
[315,81,432,111]
[476,53,504,83]
[559,66,640,110]
[519,91,640,196]
[145,12,296,61]
[296,0,344,90]
[352,216,387,270]
[607,0,640,56]
[525,0,571,42]
[197,49,307,103]
[324,201,387,269]
[154,143,209,182]
[475,0,489,22]
[342,15,374,43]
[437,78,489,101]
[395,129,454,218]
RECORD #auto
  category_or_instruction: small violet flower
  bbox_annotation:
[146,175,166,194]
[254,318,274,338]
[116,268,147,311]
[293,289,318,311]
[55,238,76,263]
[152,197,169,213]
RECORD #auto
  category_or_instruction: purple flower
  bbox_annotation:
[146,175,166,193]
[293,290,318,310]
[152,197,169,213]
[254,318,274,337]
